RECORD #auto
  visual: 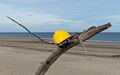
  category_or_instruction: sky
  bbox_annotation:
[0,0,120,32]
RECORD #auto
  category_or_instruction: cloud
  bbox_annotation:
[103,15,120,24]
[0,2,87,32]
[0,0,119,32]
[0,5,87,32]
[36,18,88,32]
[0,0,58,5]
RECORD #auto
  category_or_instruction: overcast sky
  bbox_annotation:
[0,0,120,32]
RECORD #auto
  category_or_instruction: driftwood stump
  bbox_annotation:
[35,23,112,75]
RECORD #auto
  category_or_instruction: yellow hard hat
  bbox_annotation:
[53,30,71,45]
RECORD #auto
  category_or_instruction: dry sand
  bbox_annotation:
[0,38,120,75]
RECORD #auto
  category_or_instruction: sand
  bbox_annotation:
[0,38,120,75]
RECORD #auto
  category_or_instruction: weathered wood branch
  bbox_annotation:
[35,23,112,75]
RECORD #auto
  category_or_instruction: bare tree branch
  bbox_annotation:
[7,16,54,44]
[35,23,112,75]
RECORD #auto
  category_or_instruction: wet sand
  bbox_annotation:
[0,38,120,75]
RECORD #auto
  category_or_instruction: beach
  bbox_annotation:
[0,38,120,75]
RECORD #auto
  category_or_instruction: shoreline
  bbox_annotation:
[0,37,120,58]
[0,37,120,43]
[87,40,120,43]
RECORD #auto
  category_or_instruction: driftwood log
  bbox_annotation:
[35,23,112,75]
[7,16,111,75]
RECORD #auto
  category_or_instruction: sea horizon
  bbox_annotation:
[0,32,119,42]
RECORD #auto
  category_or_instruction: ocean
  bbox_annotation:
[0,32,120,42]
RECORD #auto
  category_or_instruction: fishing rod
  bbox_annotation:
[7,16,54,44]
